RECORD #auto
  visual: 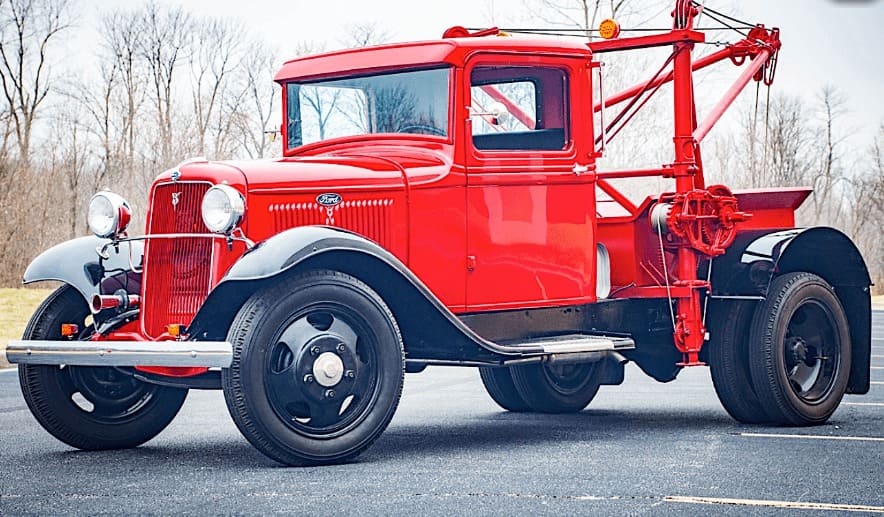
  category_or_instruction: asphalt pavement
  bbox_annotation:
[1,314,882,515]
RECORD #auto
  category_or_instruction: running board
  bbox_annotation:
[496,333,635,356]
[5,340,232,368]
[404,334,634,368]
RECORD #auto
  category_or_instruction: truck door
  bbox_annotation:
[465,55,597,310]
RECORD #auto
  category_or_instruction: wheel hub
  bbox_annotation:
[313,352,345,387]
[787,337,814,366]
[294,335,358,401]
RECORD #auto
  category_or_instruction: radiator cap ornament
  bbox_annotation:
[317,193,343,207]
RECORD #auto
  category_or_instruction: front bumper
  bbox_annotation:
[5,340,232,368]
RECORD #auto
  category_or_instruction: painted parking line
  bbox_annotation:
[0,367,17,374]
[844,402,884,407]
[664,495,884,513]
[740,432,884,443]
[872,382,884,386]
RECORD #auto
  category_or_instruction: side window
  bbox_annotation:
[469,66,568,151]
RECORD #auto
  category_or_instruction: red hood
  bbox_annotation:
[223,144,453,192]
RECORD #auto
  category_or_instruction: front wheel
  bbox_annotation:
[748,272,851,426]
[19,286,188,450]
[222,270,405,466]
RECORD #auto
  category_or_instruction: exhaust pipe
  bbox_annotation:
[91,291,140,313]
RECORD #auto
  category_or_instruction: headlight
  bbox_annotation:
[87,192,131,238]
[201,184,244,233]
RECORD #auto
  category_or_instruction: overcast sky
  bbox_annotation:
[84,0,883,142]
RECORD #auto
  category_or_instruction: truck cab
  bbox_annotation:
[273,37,601,312]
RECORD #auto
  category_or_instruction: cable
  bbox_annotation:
[467,26,752,35]
[656,214,677,331]
[691,1,756,28]
[594,50,677,147]
[700,9,750,37]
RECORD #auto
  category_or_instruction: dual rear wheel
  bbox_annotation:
[480,360,606,413]
[710,272,851,426]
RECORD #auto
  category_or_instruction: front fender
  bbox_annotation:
[187,226,506,363]
[23,236,144,305]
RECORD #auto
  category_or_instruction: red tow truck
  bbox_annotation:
[7,0,871,466]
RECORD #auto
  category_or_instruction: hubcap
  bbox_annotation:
[313,351,345,387]
[64,366,156,420]
[264,309,380,437]
[783,301,839,403]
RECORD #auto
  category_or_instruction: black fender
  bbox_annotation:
[23,236,143,306]
[711,226,872,394]
[187,226,507,364]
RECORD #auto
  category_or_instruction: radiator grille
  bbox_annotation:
[269,199,394,248]
[142,182,213,338]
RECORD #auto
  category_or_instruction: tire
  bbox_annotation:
[748,272,851,426]
[708,301,769,424]
[222,270,405,466]
[510,360,605,413]
[18,285,188,450]
[479,367,529,412]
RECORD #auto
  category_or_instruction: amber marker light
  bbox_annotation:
[60,324,79,337]
[166,324,185,337]
[598,19,621,39]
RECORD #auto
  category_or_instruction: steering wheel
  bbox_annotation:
[398,125,446,137]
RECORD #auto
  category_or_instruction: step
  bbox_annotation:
[502,333,635,355]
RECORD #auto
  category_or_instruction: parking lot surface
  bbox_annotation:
[1,313,882,515]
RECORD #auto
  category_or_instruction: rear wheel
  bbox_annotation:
[748,272,851,426]
[19,286,188,450]
[479,367,529,412]
[708,301,768,424]
[222,270,405,466]
[510,360,605,413]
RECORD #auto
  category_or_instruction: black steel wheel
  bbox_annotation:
[748,272,851,426]
[18,285,188,450]
[510,360,605,413]
[479,367,529,412]
[222,270,405,466]
[708,300,769,424]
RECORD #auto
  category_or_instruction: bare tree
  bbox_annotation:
[843,123,884,290]
[190,16,244,158]
[49,104,92,238]
[340,21,393,48]
[102,8,146,170]
[519,0,637,39]
[139,1,191,167]
[806,86,850,224]
[232,39,279,159]
[0,0,72,162]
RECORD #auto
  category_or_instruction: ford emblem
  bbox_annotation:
[316,193,342,207]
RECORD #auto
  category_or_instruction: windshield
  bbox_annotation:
[286,67,451,149]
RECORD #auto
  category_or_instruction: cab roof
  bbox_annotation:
[274,36,593,83]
